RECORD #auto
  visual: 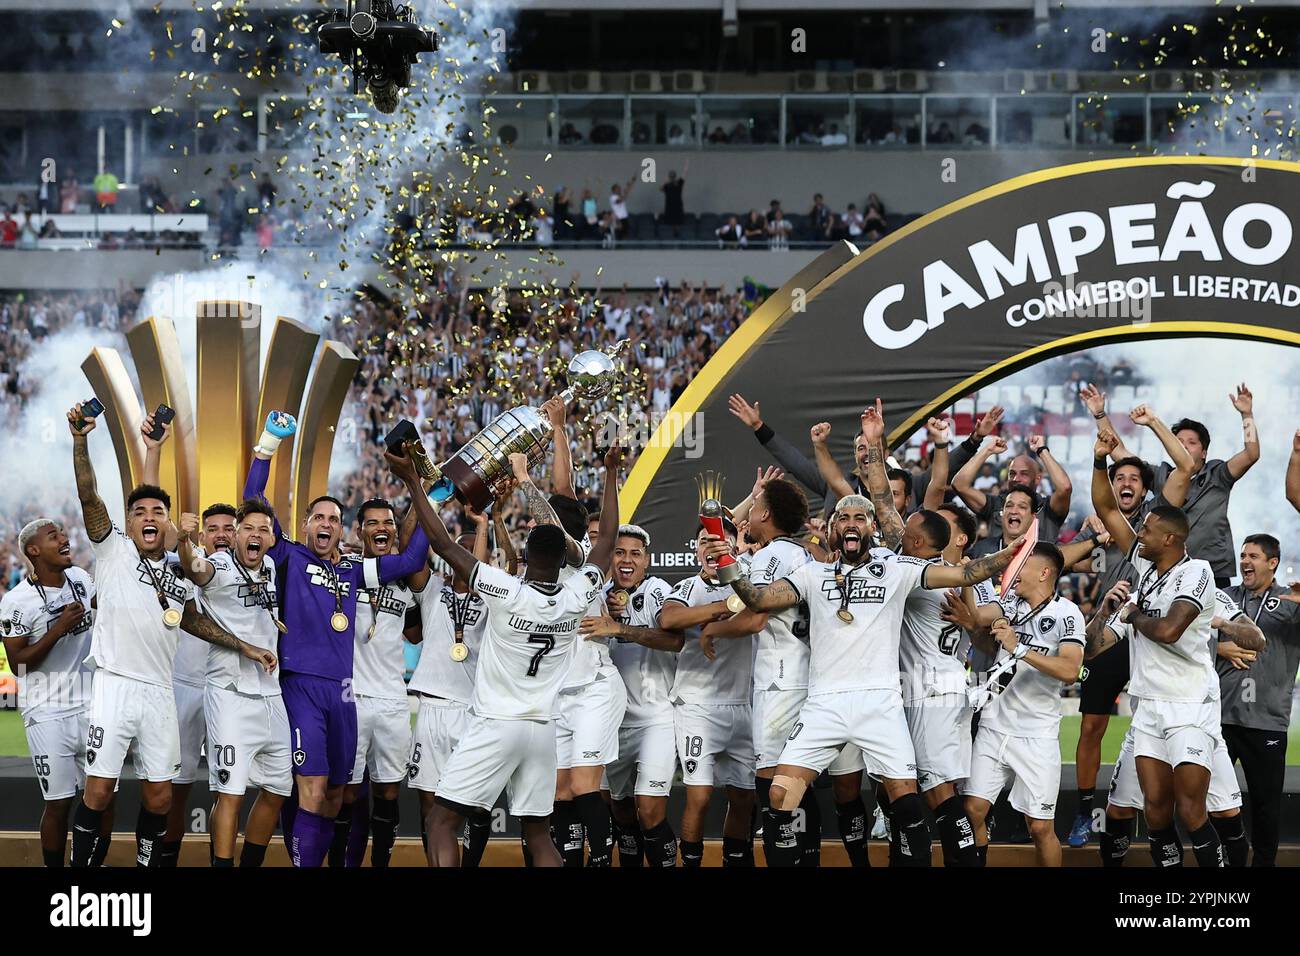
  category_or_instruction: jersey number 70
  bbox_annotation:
[526,634,555,676]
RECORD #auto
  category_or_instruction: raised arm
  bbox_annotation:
[1028,435,1072,519]
[810,422,856,502]
[140,411,171,487]
[180,599,276,672]
[728,574,801,612]
[952,436,1005,515]
[491,507,518,575]
[727,393,828,495]
[1226,383,1260,480]
[922,417,952,510]
[67,403,111,543]
[542,397,575,499]
[386,450,476,583]
[860,400,903,551]
[922,539,1020,589]
[1288,430,1300,514]
[587,444,622,572]
[1090,430,1136,555]
[1128,404,1193,507]
[732,466,785,524]
[510,452,584,567]
[1079,385,1135,462]
[175,512,216,586]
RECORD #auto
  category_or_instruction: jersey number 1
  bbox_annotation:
[526,634,555,676]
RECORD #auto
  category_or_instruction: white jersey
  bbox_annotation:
[0,568,96,725]
[352,580,416,700]
[606,576,675,727]
[900,557,970,702]
[663,574,752,706]
[560,542,614,690]
[782,548,929,697]
[749,537,814,692]
[408,580,481,704]
[467,561,603,721]
[171,550,210,688]
[1125,545,1216,703]
[197,550,281,698]
[85,526,195,687]
[980,589,1085,739]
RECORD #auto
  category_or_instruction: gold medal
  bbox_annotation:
[836,608,855,624]
[274,619,288,634]
[450,642,469,662]
[330,612,349,633]
[162,607,182,628]
[366,619,377,642]
[726,594,745,614]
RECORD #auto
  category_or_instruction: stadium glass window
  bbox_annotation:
[141,108,198,160]
[0,115,28,181]
[995,96,1071,148]
[263,97,313,152]
[628,97,699,147]
[1073,94,1147,147]
[24,113,99,184]
[197,104,257,154]
[784,96,853,148]
[484,96,554,148]
[700,97,781,147]
[923,96,993,148]
[556,96,626,148]
[853,96,922,147]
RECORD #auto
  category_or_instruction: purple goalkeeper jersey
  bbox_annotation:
[244,457,430,682]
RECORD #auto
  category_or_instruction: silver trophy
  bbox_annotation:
[425,339,627,509]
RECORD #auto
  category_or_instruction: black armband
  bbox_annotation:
[1093,456,1108,471]
[1092,411,1106,420]
[754,423,775,445]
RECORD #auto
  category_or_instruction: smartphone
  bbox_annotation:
[383,419,419,455]
[75,397,105,430]
[147,404,175,441]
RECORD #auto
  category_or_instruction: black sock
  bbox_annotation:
[43,848,64,867]
[798,788,822,867]
[615,821,644,867]
[420,814,429,855]
[934,794,978,867]
[1211,815,1248,868]
[212,855,234,867]
[835,797,871,867]
[722,835,753,867]
[239,841,268,868]
[1077,790,1094,819]
[762,808,800,868]
[551,800,584,867]
[1189,821,1225,868]
[643,821,677,868]
[71,803,104,869]
[1100,814,1134,868]
[370,796,399,869]
[888,793,932,867]
[461,815,492,868]
[574,793,611,867]
[1149,826,1183,868]
[90,828,111,867]
[754,776,772,809]
[520,832,534,868]
[157,839,182,868]
[974,844,988,867]
[135,809,167,868]
[328,809,352,868]
[680,839,704,868]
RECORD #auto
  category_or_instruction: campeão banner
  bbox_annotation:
[624,157,1300,579]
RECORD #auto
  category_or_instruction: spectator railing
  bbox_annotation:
[3,214,211,250]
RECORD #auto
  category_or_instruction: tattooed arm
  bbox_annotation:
[181,600,277,672]
[1215,614,1266,652]
[1084,581,1131,660]
[68,404,112,543]
[859,399,902,551]
[511,453,584,567]
[922,542,1018,589]
[729,576,800,612]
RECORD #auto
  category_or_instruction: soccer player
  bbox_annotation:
[1220,534,1300,867]
[1088,581,1263,867]
[337,497,424,868]
[242,411,432,867]
[1085,382,1259,588]
[1,518,109,867]
[65,402,274,868]
[580,523,681,867]
[1067,403,1195,848]
[174,501,291,867]
[659,518,762,867]
[164,502,237,867]
[1092,430,1225,867]
[398,446,619,867]
[406,517,491,866]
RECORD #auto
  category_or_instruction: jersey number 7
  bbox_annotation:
[526,634,555,676]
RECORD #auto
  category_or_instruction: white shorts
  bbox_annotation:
[674,702,755,790]
[556,672,626,769]
[966,726,1061,820]
[86,670,180,782]
[777,688,916,781]
[1132,698,1219,772]
[437,713,557,818]
[905,693,973,792]
[753,687,865,775]
[606,722,677,800]
[26,712,89,801]
[1108,726,1241,813]
[352,695,412,785]
[407,696,469,794]
[173,680,207,785]
[204,686,292,797]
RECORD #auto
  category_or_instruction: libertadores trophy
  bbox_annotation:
[391,339,628,511]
